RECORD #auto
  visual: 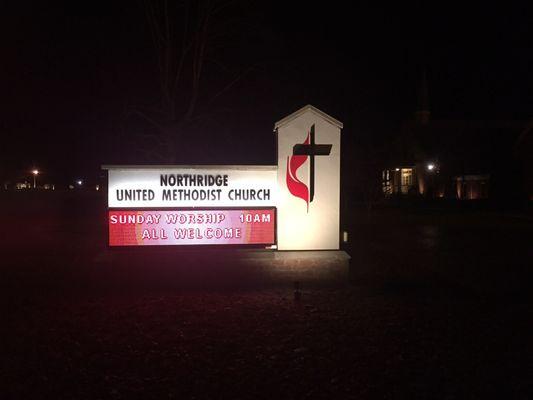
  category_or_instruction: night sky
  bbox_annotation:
[2,1,532,184]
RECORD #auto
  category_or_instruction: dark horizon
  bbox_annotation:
[2,1,532,184]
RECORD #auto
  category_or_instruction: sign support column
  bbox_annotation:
[275,105,343,250]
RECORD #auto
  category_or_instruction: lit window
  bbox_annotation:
[401,168,413,193]
[382,169,392,195]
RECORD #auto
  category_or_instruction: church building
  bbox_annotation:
[382,71,524,201]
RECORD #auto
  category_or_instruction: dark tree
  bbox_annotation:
[123,0,252,162]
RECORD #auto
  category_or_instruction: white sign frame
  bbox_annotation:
[104,165,278,209]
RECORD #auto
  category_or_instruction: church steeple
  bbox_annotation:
[415,68,430,125]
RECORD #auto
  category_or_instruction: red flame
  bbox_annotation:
[286,132,310,211]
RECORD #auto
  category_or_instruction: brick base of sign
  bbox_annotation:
[238,250,351,281]
[93,249,351,288]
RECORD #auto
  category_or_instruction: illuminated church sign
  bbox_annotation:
[103,104,343,250]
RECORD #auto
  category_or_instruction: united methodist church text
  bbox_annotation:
[114,174,272,203]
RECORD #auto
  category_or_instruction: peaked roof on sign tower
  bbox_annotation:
[274,104,343,131]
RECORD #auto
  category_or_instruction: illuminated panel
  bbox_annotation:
[109,209,275,246]
[107,167,277,208]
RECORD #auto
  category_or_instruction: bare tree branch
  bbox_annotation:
[120,0,251,162]
[207,65,254,107]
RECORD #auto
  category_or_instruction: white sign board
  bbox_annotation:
[107,166,277,208]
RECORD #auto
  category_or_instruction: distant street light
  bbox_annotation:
[77,180,83,186]
[427,163,435,171]
[32,169,39,188]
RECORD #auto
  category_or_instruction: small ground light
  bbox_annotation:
[342,231,349,243]
[293,281,301,301]
[77,180,83,186]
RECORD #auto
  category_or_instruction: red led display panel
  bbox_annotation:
[109,208,275,246]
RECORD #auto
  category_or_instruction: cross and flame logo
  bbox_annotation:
[286,124,332,212]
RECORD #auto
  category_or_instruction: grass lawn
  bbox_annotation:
[1,192,532,399]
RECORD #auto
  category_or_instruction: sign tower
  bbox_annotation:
[275,105,343,250]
